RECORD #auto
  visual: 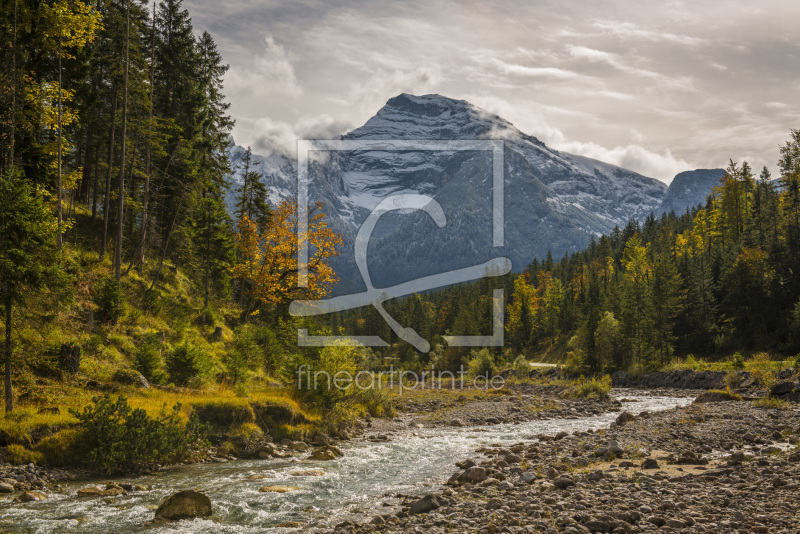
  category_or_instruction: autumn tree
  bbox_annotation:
[232,200,341,322]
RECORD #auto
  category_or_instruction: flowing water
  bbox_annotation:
[0,391,693,533]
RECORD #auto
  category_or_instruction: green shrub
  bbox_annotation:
[4,444,43,465]
[133,339,166,385]
[511,354,530,377]
[359,386,394,417]
[570,375,611,399]
[94,276,124,324]
[467,349,496,378]
[732,352,745,371]
[746,352,777,389]
[165,343,211,386]
[793,353,800,370]
[70,394,207,475]
[251,324,283,374]
[34,429,85,466]
[223,327,259,386]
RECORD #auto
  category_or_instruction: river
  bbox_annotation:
[0,391,693,533]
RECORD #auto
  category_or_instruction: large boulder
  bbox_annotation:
[154,490,212,521]
[308,445,343,461]
[769,381,796,397]
[458,466,487,484]
[111,368,150,388]
[615,412,635,426]
[409,494,442,515]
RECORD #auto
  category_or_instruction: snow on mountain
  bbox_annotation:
[226,94,714,293]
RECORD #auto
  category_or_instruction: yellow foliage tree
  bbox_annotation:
[232,199,341,320]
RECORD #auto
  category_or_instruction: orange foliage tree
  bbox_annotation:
[232,199,341,321]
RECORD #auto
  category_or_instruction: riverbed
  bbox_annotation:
[0,391,693,533]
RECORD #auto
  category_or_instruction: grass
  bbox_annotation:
[753,397,791,410]
[659,353,794,375]
[568,375,611,399]
[0,382,315,447]
[706,388,743,401]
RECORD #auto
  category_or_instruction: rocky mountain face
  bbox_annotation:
[657,169,725,216]
[227,94,718,293]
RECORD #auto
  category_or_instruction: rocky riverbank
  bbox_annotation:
[365,381,629,436]
[0,381,626,510]
[334,398,800,534]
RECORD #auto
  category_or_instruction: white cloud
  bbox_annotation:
[491,59,583,80]
[592,20,707,46]
[226,35,301,98]
[555,140,692,182]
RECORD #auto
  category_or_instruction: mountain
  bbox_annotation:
[226,94,714,293]
[657,169,725,216]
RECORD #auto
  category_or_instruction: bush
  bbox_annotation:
[570,375,611,399]
[94,276,124,324]
[359,386,394,417]
[223,327,259,387]
[732,352,745,371]
[467,349,496,378]
[511,354,530,377]
[746,352,777,389]
[165,343,211,386]
[133,336,166,385]
[4,444,43,465]
[70,394,207,475]
[34,429,84,466]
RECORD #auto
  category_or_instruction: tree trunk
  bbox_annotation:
[115,0,131,281]
[100,88,118,260]
[57,32,63,258]
[149,201,182,291]
[138,0,157,269]
[91,143,99,222]
[8,0,17,170]
[4,284,12,414]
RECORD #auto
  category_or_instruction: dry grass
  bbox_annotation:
[0,382,315,447]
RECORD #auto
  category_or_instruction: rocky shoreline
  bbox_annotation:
[330,398,800,534]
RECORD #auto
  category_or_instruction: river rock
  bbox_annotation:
[694,390,739,403]
[409,494,442,515]
[308,445,343,461]
[616,412,636,426]
[120,483,147,492]
[770,381,796,396]
[553,476,576,489]
[0,482,13,493]
[458,466,487,484]
[154,490,212,521]
[641,458,659,469]
[584,519,611,532]
[259,485,298,493]
[15,491,46,502]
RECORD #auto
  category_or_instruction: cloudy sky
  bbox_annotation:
[188,0,800,182]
